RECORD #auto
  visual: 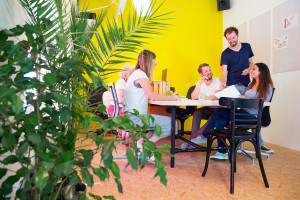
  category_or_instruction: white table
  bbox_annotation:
[149,99,271,168]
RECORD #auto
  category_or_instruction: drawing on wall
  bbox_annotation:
[282,13,298,31]
[274,35,288,50]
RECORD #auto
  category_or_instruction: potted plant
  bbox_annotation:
[0,0,174,199]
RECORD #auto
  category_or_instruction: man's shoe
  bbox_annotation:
[191,136,207,144]
[261,145,274,154]
[210,152,228,160]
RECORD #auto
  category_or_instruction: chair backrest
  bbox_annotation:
[185,85,197,114]
[219,97,264,136]
[108,82,120,117]
[186,85,196,99]
[261,88,275,127]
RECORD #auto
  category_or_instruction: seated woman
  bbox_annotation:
[201,62,274,160]
[123,49,179,158]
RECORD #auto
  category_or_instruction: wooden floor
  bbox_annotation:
[82,134,300,200]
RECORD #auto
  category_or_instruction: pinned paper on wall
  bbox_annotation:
[282,13,298,31]
[274,35,288,50]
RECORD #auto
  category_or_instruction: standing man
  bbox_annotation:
[221,26,254,95]
[181,63,221,149]
[220,27,274,153]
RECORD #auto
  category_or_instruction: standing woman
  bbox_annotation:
[123,49,179,145]
[202,62,274,160]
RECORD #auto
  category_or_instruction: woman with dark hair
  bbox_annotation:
[123,50,179,157]
[202,62,274,159]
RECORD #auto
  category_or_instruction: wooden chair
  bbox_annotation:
[202,97,269,194]
[237,88,275,162]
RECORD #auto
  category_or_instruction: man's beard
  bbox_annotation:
[230,41,237,47]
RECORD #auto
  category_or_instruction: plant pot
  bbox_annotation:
[74,183,87,200]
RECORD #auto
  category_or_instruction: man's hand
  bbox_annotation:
[220,84,226,90]
[199,76,209,84]
[241,68,250,75]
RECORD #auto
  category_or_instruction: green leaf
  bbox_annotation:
[52,92,69,105]
[154,124,161,137]
[93,167,110,182]
[0,183,12,195]
[88,193,103,200]
[16,167,29,178]
[81,149,93,166]
[63,161,74,175]
[23,24,42,35]
[125,147,138,170]
[25,31,35,47]
[1,133,16,150]
[111,162,120,179]
[154,162,167,186]
[114,178,123,193]
[25,114,38,126]
[103,195,116,200]
[43,73,57,85]
[2,155,18,165]
[62,151,74,162]
[81,168,94,187]
[159,144,171,150]
[28,134,41,145]
[18,141,29,157]
[3,175,20,185]
[0,168,8,179]
[81,114,91,129]
[0,88,16,100]
[60,107,71,123]
[101,139,115,162]
[36,167,48,191]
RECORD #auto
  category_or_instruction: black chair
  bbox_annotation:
[238,88,275,162]
[174,85,197,135]
[202,97,269,194]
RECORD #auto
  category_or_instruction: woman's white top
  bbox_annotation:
[124,69,149,115]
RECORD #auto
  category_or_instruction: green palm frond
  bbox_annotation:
[72,0,175,80]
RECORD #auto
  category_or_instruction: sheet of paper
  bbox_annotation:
[214,85,241,99]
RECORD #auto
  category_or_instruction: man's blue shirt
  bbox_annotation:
[220,43,254,86]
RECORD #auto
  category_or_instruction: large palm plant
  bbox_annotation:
[0,0,174,199]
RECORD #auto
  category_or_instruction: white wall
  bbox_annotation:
[223,0,300,151]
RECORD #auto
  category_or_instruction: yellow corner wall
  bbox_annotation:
[82,0,223,131]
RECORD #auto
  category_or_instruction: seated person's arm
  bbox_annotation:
[116,89,124,103]
[136,78,179,101]
[205,95,218,100]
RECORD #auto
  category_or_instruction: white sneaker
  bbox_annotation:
[210,152,228,160]
[180,142,189,149]
[191,136,207,144]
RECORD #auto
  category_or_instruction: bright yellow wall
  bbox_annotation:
[82,0,223,130]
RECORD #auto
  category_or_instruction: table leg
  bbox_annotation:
[170,106,176,168]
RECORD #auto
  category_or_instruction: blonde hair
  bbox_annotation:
[119,64,134,79]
